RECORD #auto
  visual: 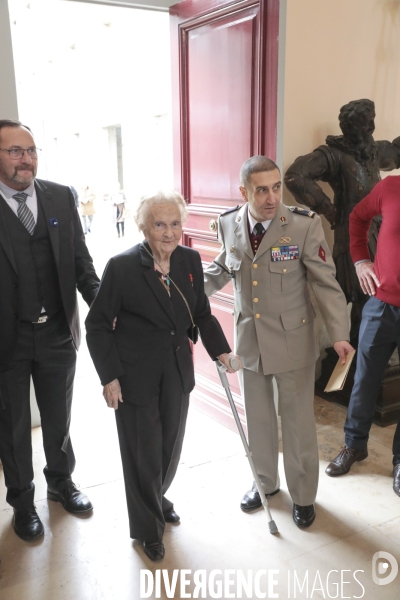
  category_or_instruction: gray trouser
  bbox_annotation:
[238,363,318,506]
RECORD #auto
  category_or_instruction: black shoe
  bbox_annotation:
[48,481,93,514]
[325,445,368,476]
[13,508,44,541]
[394,464,400,497]
[293,504,316,528]
[163,507,180,523]
[143,541,165,561]
[240,488,280,512]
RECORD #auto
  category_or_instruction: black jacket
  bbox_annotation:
[0,179,99,365]
[85,243,230,404]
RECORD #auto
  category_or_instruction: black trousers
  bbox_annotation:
[0,311,76,510]
[115,349,190,542]
[344,296,400,464]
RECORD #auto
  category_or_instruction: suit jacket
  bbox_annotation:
[85,243,231,404]
[0,179,100,365]
[204,202,349,375]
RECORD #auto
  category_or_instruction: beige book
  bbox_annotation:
[324,350,356,392]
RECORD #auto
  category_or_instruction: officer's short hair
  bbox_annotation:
[240,156,280,187]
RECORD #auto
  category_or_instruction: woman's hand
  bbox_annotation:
[103,378,123,410]
[217,353,243,373]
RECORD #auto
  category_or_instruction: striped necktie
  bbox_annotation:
[13,192,35,235]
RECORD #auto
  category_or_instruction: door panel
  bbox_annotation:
[170,0,279,431]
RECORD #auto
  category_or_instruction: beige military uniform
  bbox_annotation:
[204,202,349,505]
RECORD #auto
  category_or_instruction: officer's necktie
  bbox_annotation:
[13,192,35,235]
[253,222,265,235]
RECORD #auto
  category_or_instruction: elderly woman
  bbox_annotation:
[86,191,240,561]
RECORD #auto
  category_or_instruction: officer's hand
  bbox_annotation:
[356,261,380,296]
[103,378,123,410]
[217,353,243,373]
[333,341,355,365]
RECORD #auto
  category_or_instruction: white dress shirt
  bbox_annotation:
[247,207,272,234]
[0,181,37,223]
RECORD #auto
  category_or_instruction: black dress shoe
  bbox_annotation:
[143,541,165,561]
[48,481,93,514]
[240,488,280,512]
[13,508,44,541]
[394,464,400,497]
[325,445,368,476]
[293,504,315,528]
[163,507,180,523]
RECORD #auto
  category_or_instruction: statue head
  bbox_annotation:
[338,99,375,143]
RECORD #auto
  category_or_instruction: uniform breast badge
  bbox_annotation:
[271,245,299,261]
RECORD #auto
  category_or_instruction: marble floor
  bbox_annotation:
[1,337,399,600]
[1,229,400,599]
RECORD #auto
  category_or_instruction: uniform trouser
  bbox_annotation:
[115,349,190,543]
[238,363,318,506]
[0,311,76,511]
[344,296,400,465]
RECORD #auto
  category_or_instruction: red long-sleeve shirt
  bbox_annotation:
[350,175,400,308]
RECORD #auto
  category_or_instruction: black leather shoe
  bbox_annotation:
[13,508,44,541]
[293,504,315,528]
[48,481,93,514]
[163,507,180,523]
[393,464,400,497]
[325,445,368,476]
[240,488,280,512]
[143,541,165,561]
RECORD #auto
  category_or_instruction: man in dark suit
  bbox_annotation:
[0,120,100,541]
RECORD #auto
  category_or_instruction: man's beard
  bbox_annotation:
[12,167,36,185]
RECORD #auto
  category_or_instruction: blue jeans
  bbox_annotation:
[344,296,400,464]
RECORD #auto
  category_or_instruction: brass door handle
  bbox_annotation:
[209,219,217,232]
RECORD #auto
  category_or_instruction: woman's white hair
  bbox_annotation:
[135,190,189,232]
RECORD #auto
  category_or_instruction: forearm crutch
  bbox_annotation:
[216,360,278,534]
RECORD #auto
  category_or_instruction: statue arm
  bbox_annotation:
[377,137,400,170]
[284,150,337,227]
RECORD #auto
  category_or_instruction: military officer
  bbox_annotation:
[204,156,353,528]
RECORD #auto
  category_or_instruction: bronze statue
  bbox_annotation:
[285,99,400,342]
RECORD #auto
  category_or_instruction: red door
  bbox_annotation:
[170,0,279,431]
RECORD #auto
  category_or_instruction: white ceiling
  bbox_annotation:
[63,0,181,12]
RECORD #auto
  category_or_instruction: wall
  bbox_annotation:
[281,0,400,246]
[0,0,18,119]
[278,0,400,361]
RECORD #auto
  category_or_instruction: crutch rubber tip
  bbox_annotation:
[268,520,278,534]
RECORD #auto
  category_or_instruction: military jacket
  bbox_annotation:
[204,202,349,375]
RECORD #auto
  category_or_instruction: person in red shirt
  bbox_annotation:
[325,175,400,497]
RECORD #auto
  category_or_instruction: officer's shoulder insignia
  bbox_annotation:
[220,204,242,217]
[289,206,316,218]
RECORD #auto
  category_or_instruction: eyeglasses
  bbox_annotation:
[0,147,41,159]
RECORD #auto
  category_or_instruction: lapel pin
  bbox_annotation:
[49,218,59,227]
[280,216,286,223]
